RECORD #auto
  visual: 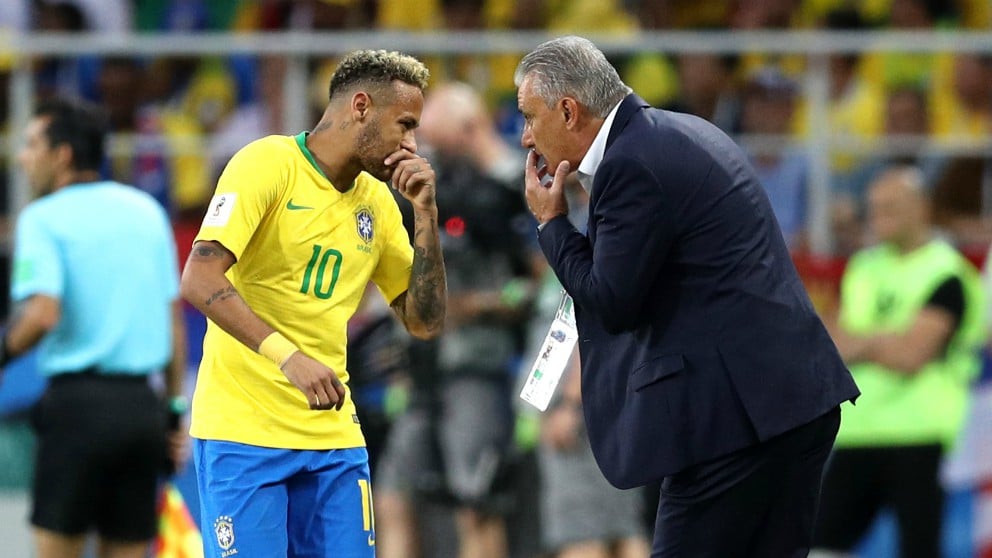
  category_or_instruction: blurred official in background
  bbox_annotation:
[1,98,188,558]
[815,167,986,558]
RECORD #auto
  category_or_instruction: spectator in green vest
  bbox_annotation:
[813,165,987,558]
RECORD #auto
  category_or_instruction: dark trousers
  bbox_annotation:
[652,407,841,558]
[813,444,944,558]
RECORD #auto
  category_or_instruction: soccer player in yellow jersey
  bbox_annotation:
[179,50,446,558]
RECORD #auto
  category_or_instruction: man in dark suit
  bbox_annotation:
[516,36,860,557]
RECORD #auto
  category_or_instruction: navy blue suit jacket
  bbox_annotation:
[538,94,860,489]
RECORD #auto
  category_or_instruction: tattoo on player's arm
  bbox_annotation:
[192,244,226,259]
[204,286,239,306]
[411,247,445,327]
[408,212,446,332]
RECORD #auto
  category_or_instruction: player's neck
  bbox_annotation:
[55,169,101,191]
[893,227,931,254]
[305,128,359,192]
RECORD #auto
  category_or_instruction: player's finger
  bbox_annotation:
[331,377,347,411]
[394,159,428,193]
[409,169,434,194]
[317,376,341,410]
[309,377,333,410]
[312,386,332,410]
[412,161,433,182]
[390,159,415,190]
[384,147,416,167]
[525,150,539,183]
[550,161,570,191]
[383,151,404,167]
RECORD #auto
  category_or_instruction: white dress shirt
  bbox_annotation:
[576,101,623,193]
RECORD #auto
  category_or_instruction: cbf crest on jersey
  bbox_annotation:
[214,515,237,556]
[356,207,375,244]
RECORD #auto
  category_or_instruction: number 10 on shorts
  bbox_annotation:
[358,478,376,546]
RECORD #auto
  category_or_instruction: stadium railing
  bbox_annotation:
[3,29,992,255]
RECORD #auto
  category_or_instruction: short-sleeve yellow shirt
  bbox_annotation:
[190,133,413,449]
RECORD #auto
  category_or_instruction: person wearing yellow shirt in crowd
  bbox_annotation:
[180,50,446,558]
[813,166,986,558]
[931,53,992,141]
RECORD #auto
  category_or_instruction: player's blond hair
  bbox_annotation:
[329,50,430,101]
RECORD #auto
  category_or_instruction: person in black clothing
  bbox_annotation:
[374,82,540,558]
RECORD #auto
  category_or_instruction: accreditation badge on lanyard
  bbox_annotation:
[519,291,578,411]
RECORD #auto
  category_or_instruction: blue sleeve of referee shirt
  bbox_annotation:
[11,205,65,302]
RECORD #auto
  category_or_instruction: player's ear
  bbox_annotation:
[53,143,74,171]
[352,92,370,121]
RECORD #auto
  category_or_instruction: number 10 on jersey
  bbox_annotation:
[300,244,342,300]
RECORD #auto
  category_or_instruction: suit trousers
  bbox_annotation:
[651,407,841,558]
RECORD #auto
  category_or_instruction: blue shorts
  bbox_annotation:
[194,440,375,558]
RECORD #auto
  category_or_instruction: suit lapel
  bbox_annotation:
[588,94,651,243]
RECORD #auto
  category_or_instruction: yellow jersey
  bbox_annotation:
[190,133,414,449]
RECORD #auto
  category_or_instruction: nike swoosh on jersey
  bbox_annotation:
[286,199,315,210]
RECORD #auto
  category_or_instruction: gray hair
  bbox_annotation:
[514,36,631,118]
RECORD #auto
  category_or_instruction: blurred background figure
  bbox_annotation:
[208,55,289,184]
[374,81,539,558]
[513,174,649,558]
[930,157,992,253]
[815,166,987,558]
[817,8,885,187]
[836,85,943,207]
[3,98,188,558]
[932,53,992,141]
[31,2,98,101]
[664,51,742,134]
[538,353,650,558]
[739,67,809,252]
[830,84,946,257]
[346,282,413,472]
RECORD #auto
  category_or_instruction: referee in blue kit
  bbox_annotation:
[0,98,188,558]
